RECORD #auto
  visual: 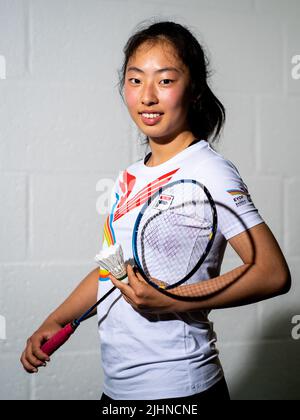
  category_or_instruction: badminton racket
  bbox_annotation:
[41,178,233,356]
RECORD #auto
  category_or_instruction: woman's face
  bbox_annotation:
[124,41,192,142]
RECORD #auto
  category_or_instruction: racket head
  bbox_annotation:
[132,179,217,291]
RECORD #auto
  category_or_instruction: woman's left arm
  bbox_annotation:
[184,222,291,311]
[109,223,291,313]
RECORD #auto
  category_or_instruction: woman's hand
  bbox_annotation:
[20,320,62,373]
[109,265,184,314]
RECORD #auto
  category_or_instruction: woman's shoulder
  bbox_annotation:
[195,142,242,179]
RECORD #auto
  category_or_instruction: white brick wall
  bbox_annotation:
[0,0,299,400]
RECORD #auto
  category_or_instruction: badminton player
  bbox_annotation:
[20,21,291,402]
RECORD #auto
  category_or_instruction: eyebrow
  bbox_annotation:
[126,66,182,74]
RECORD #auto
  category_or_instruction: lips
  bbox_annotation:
[139,112,164,126]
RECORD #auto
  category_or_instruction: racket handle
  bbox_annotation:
[40,322,77,356]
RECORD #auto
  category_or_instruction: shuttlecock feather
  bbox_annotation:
[94,243,128,284]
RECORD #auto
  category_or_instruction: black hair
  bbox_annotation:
[118,19,225,145]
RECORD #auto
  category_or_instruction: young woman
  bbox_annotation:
[20,21,291,402]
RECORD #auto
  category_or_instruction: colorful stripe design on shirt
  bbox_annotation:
[118,170,136,211]
[227,188,251,207]
[227,189,248,196]
[113,168,179,222]
[98,192,119,281]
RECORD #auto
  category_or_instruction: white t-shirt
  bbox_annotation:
[97,140,264,400]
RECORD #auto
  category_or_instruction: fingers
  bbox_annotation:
[128,264,138,279]
[127,265,146,288]
[20,350,38,373]
[109,273,127,292]
[20,340,37,373]
[131,265,147,283]
[109,266,141,306]
[31,334,51,361]
[110,265,144,294]
[109,265,156,311]
[20,334,51,374]
[21,347,45,373]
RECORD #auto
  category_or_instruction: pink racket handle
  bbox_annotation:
[40,322,78,356]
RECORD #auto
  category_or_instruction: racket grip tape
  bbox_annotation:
[40,322,77,356]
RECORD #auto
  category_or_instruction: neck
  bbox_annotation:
[147,131,196,167]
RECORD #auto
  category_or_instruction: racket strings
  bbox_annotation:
[140,212,205,283]
[135,182,216,289]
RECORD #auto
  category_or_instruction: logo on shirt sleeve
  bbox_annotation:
[227,186,252,207]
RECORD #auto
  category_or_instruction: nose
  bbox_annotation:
[141,82,158,106]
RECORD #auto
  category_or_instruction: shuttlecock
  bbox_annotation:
[94,243,128,284]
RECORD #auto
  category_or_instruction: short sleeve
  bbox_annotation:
[200,157,264,240]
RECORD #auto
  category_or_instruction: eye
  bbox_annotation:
[128,78,140,85]
[160,79,174,85]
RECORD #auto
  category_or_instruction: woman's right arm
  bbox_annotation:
[20,267,100,373]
